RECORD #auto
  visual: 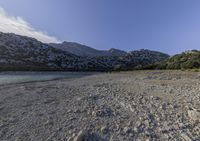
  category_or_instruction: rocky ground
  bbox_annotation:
[0,70,199,141]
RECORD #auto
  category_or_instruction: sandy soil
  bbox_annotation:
[0,70,199,141]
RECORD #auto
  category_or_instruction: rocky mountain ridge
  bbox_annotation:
[50,41,127,57]
[0,32,169,71]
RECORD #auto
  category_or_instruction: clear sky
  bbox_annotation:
[0,0,200,55]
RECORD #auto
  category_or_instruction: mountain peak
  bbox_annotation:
[108,48,127,56]
[50,42,128,57]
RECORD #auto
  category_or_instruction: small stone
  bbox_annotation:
[91,108,112,117]
[92,111,97,116]
[123,127,132,133]
[169,89,173,93]
[144,120,149,127]
[76,97,82,101]
[133,126,138,132]
[100,126,108,134]
[135,121,141,127]
[74,109,81,113]
[73,130,86,141]
[67,137,73,141]
[188,109,200,122]
[72,130,104,141]
[68,130,73,134]
[129,133,134,137]
[67,109,73,113]
[45,120,54,126]
[180,132,193,141]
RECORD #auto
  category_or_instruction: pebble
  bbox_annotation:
[123,127,132,133]
[73,130,85,141]
[187,109,200,122]
[180,132,193,141]
[100,126,108,134]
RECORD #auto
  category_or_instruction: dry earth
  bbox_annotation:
[0,70,200,141]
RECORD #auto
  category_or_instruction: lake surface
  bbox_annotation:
[0,72,96,85]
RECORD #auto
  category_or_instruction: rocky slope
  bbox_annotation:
[50,41,127,57]
[0,32,169,71]
[119,49,170,70]
[0,32,87,71]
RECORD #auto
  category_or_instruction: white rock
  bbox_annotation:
[73,130,85,141]
[101,126,108,134]
[188,109,200,122]
[123,127,132,133]
[180,133,193,141]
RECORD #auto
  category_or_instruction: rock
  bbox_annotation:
[73,130,87,141]
[67,137,73,141]
[91,108,112,117]
[100,126,108,134]
[180,133,193,141]
[169,89,173,93]
[135,121,141,127]
[187,109,200,122]
[91,111,97,117]
[72,130,105,141]
[45,120,54,126]
[76,97,83,101]
[133,126,139,132]
[123,127,132,133]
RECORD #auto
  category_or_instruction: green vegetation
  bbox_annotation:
[156,50,200,70]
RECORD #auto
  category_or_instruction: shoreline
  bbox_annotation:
[0,72,99,86]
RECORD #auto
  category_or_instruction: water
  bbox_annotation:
[0,72,94,85]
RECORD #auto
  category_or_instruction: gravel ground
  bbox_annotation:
[0,70,199,141]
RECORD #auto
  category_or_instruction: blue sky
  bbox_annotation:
[0,0,200,54]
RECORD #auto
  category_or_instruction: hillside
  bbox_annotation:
[0,32,169,71]
[120,49,170,70]
[156,50,200,70]
[50,42,127,57]
[0,32,90,71]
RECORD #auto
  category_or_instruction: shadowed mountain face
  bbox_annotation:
[0,32,169,71]
[50,42,127,57]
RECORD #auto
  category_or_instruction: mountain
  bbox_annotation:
[82,49,169,71]
[108,48,127,56]
[119,49,170,70]
[0,32,169,71]
[0,32,94,71]
[155,50,200,70]
[50,42,127,57]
